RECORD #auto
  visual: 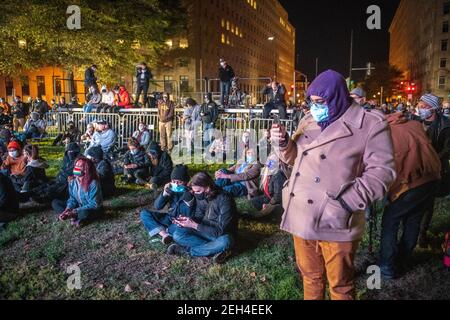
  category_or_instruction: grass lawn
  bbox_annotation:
[0,141,449,300]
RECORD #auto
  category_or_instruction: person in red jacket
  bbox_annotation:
[113,85,133,109]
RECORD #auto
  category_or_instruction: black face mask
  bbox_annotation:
[194,193,206,201]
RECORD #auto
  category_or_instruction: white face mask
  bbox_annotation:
[139,125,145,131]
[9,151,19,158]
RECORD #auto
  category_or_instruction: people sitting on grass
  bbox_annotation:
[53,121,81,146]
[145,141,173,192]
[31,142,81,204]
[24,112,46,139]
[132,122,151,150]
[168,172,237,264]
[140,164,191,245]
[86,120,116,156]
[81,123,95,147]
[85,146,116,199]
[52,157,103,227]
[250,152,290,215]
[122,138,151,186]
[0,173,20,232]
[13,144,48,196]
[1,141,26,177]
[214,148,261,198]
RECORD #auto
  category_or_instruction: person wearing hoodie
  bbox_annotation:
[168,172,238,264]
[379,112,441,279]
[140,165,191,244]
[0,173,20,229]
[114,85,133,109]
[200,93,219,147]
[270,70,396,300]
[146,141,173,191]
[182,98,202,154]
[122,138,151,185]
[132,122,152,150]
[86,120,116,155]
[24,112,46,139]
[30,142,81,204]
[100,85,115,112]
[53,121,80,146]
[350,87,372,110]
[12,144,48,195]
[81,123,95,147]
[85,146,116,199]
[416,93,450,247]
[1,141,26,177]
[52,157,103,227]
[214,148,261,199]
[157,93,175,152]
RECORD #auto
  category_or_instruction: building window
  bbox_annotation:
[180,76,189,93]
[444,21,449,33]
[445,2,450,15]
[5,77,13,96]
[163,76,173,93]
[37,76,46,97]
[178,58,189,67]
[54,77,62,96]
[221,33,225,44]
[165,39,173,48]
[442,39,449,51]
[21,76,30,96]
[179,38,188,49]
[441,58,448,68]
[439,76,446,89]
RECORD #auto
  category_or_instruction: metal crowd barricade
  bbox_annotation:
[43,112,60,138]
[122,113,160,147]
[249,118,295,142]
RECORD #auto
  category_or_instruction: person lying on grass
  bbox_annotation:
[167,172,238,264]
[52,157,103,227]
[214,148,261,199]
[140,164,191,245]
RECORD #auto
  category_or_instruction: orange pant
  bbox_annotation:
[293,236,359,300]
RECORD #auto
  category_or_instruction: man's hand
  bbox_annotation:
[173,216,198,230]
[270,124,287,146]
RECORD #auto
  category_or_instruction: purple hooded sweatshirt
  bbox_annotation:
[306,70,352,131]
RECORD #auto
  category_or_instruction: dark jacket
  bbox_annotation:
[218,65,235,82]
[0,173,19,215]
[96,159,116,198]
[31,100,49,116]
[136,68,153,85]
[150,151,173,182]
[200,102,219,124]
[57,143,81,183]
[123,149,151,170]
[11,102,27,119]
[262,85,287,106]
[84,67,97,87]
[426,113,450,174]
[154,190,191,219]
[182,191,238,238]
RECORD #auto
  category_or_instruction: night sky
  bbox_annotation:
[278,0,401,82]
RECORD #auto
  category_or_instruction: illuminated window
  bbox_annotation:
[226,21,230,30]
[221,34,225,44]
[226,36,230,45]
[179,38,189,48]
[165,39,173,48]
[221,19,225,28]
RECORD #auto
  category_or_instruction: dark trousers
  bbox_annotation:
[135,83,149,107]
[220,81,231,106]
[262,102,287,120]
[52,198,102,223]
[215,170,248,198]
[380,181,438,274]
[125,168,149,181]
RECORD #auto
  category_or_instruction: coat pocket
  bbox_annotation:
[316,196,353,233]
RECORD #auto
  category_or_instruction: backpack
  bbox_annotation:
[444,232,450,269]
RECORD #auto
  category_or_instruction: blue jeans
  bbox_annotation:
[203,122,215,146]
[215,170,248,197]
[220,81,231,106]
[173,227,233,257]
[380,181,438,276]
[140,209,178,237]
[83,104,94,113]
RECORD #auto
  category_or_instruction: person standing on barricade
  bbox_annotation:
[200,93,219,147]
[262,81,287,120]
[218,59,235,107]
[135,62,153,108]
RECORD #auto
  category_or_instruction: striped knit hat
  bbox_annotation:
[420,94,441,109]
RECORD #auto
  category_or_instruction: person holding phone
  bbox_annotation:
[140,165,191,245]
[271,70,396,300]
[167,172,238,264]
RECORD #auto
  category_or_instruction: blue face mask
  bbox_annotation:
[310,103,330,123]
[419,108,432,121]
[170,183,186,193]
[246,156,255,163]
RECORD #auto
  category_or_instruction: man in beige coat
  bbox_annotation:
[271,70,396,300]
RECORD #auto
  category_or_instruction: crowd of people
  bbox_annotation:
[0,64,449,300]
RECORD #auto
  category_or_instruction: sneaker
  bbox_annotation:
[162,235,173,245]
[212,250,232,264]
[167,243,188,257]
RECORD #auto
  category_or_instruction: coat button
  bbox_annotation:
[314,177,321,183]
[359,203,365,209]
[307,199,314,204]
[320,154,327,160]
[290,193,295,197]
[296,172,300,177]
[303,151,308,156]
